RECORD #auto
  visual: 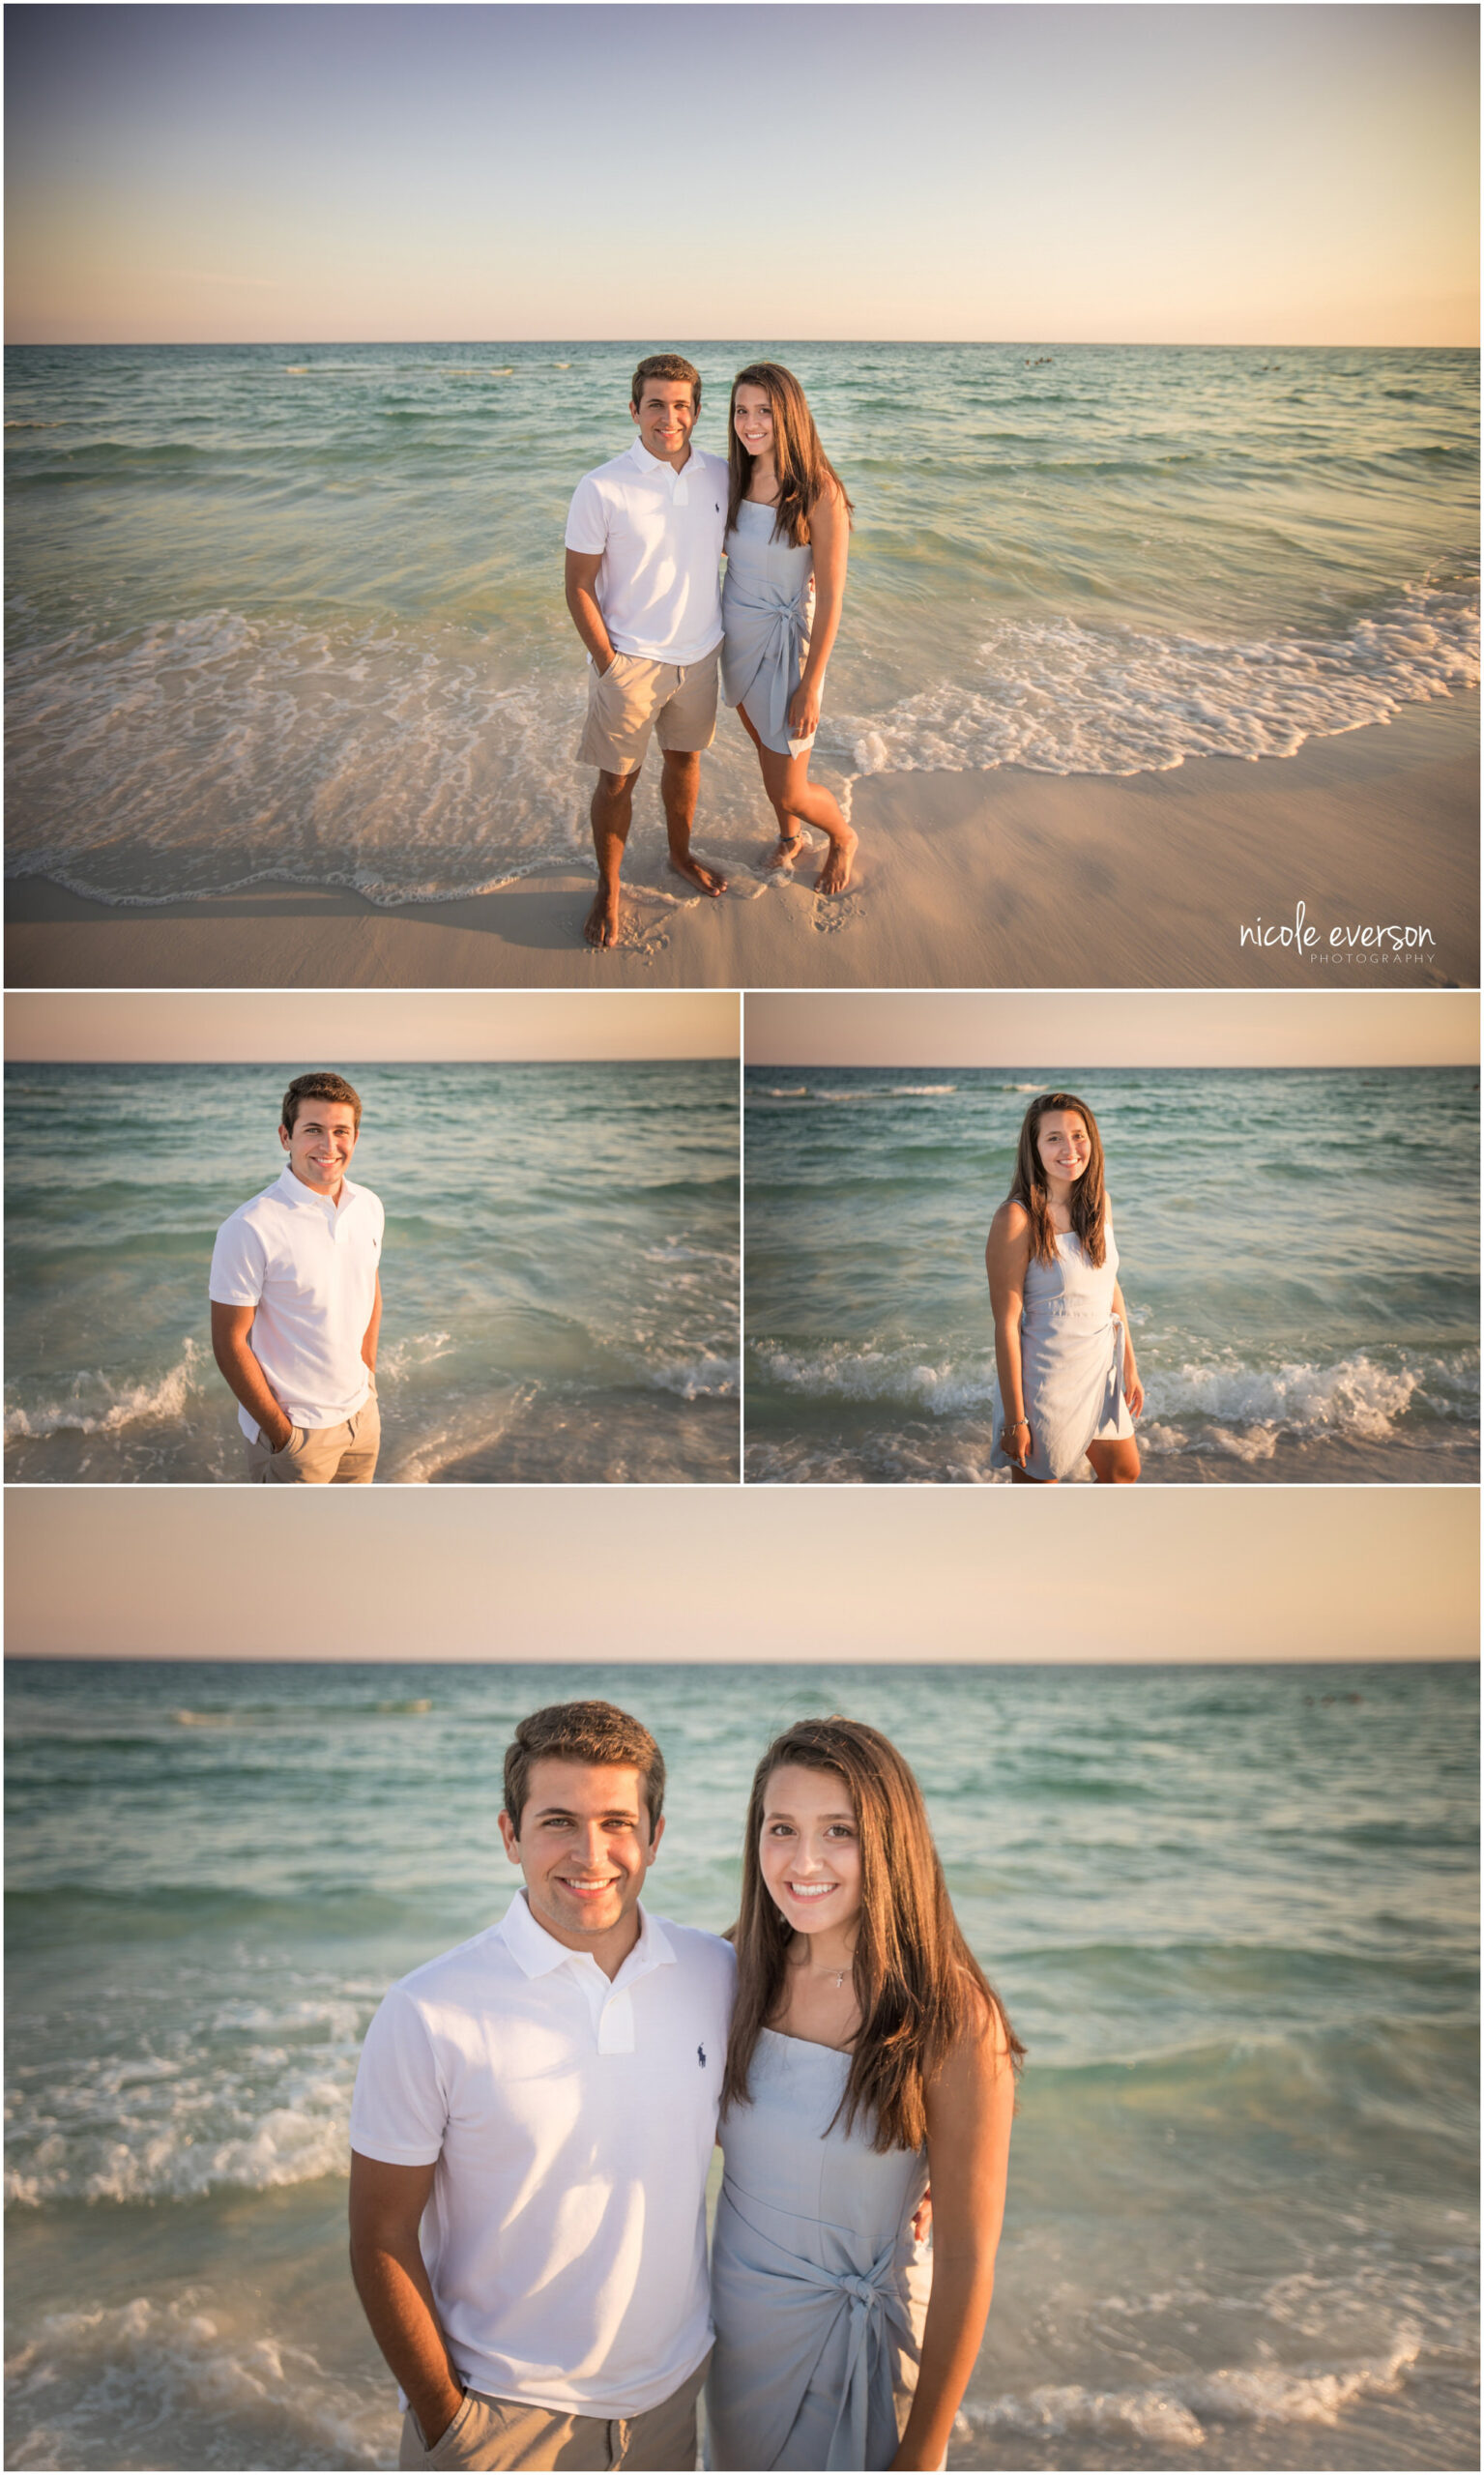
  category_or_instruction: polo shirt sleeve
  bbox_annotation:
[565,472,610,557]
[208,1209,268,1309]
[349,1985,449,2166]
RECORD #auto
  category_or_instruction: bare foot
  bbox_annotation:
[766,832,808,871]
[668,851,728,898]
[584,885,623,947]
[815,828,858,895]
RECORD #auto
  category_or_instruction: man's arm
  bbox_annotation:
[363,1272,382,1373]
[210,1302,292,1449]
[565,548,616,672]
[348,2152,465,2444]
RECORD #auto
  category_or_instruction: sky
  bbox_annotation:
[3,990,738,1063]
[7,1489,1475,1664]
[6,5,1477,345]
[744,992,1481,1069]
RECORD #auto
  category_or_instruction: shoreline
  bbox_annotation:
[6,692,1476,990]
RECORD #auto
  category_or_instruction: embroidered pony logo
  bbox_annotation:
[697,2044,707,2067]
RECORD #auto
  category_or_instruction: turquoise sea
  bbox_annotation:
[5,1657,1476,2471]
[742,1064,1480,1483]
[4,1059,739,1483]
[5,341,1477,905]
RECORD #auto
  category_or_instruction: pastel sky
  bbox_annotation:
[7,1490,1475,1664]
[4,991,738,1063]
[6,5,1477,344]
[744,992,1481,1069]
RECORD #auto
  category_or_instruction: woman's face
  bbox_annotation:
[734,385,775,461]
[758,1762,862,1938]
[1035,1108,1091,1186]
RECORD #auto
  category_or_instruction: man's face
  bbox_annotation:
[499,1758,661,1954]
[630,380,697,463]
[279,1100,359,1194]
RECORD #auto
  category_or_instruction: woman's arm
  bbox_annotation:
[891,2005,1015,2472]
[789,484,849,739]
[1110,1278,1144,1416]
[985,1203,1033,1469]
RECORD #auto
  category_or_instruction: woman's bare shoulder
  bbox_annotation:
[989,1195,1032,1242]
[809,474,851,520]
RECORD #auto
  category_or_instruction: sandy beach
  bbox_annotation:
[7,694,1475,992]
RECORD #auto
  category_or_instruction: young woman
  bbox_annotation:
[986,1091,1144,1484]
[708,1718,1019,2472]
[721,362,858,894]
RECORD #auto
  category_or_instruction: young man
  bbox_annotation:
[565,352,731,950]
[208,1070,383,1484]
[348,1702,735,2474]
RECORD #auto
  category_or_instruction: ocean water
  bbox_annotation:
[5,341,1477,906]
[3,1059,739,1483]
[5,1657,1476,2472]
[742,1065,1479,1483]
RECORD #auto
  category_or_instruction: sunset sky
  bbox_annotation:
[7,4,1477,345]
[4,990,738,1062]
[8,1490,1475,1664]
[744,992,1481,1069]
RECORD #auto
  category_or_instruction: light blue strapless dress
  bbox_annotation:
[720,500,816,756]
[990,1211,1135,1482]
[707,2029,930,2471]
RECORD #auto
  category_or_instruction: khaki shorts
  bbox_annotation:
[577,649,718,775]
[243,1382,380,1485]
[398,2351,709,2472]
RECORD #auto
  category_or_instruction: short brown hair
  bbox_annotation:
[503,1700,665,1834]
[630,352,701,415]
[280,1071,363,1135]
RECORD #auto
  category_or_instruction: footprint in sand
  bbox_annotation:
[810,892,864,935]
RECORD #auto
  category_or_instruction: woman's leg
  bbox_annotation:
[1008,1463,1053,1484]
[735,702,807,867]
[737,703,858,893]
[1087,1438,1141,1483]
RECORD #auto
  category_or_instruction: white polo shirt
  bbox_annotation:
[208,1166,383,1440]
[565,438,728,665]
[348,1896,736,2417]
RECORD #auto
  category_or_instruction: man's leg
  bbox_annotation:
[332,1386,380,1484]
[612,2353,711,2472]
[586,766,640,949]
[658,750,726,899]
[655,653,725,901]
[244,1423,349,1484]
[398,2394,611,2471]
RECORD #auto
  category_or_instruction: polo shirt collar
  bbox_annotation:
[271,1164,362,1216]
[501,1889,675,1981]
[628,436,693,482]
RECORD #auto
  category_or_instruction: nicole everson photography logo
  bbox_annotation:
[1239,900,1437,959]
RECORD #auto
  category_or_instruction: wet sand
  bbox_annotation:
[7,693,1475,991]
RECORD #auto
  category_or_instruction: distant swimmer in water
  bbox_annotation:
[721,363,858,895]
[986,1091,1144,1483]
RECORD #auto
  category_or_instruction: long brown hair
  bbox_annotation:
[721,1716,1023,2154]
[1009,1091,1108,1268]
[725,363,854,548]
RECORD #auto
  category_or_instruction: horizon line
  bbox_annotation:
[744,1059,1477,1073]
[10,1650,1477,1669]
[4,1053,732,1066]
[7,336,1478,354]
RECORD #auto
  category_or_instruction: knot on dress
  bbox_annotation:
[802,2241,914,2469]
[721,587,814,752]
